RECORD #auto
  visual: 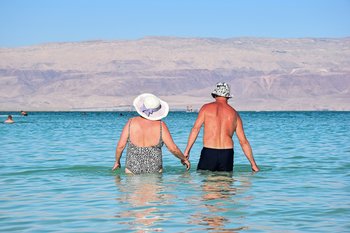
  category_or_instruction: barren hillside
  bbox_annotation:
[0,37,349,111]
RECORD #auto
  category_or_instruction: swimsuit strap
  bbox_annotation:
[159,120,162,143]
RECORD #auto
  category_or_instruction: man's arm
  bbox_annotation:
[235,114,260,172]
[184,106,205,159]
[112,120,130,171]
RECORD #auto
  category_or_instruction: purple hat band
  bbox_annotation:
[140,104,162,117]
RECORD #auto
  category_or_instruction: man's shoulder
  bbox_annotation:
[203,101,236,109]
[201,102,236,115]
[201,102,216,110]
[204,100,222,107]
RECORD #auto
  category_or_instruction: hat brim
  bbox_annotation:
[211,92,233,98]
[133,93,169,121]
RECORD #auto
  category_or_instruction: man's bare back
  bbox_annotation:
[202,99,237,149]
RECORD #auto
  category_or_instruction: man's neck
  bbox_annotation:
[215,97,228,103]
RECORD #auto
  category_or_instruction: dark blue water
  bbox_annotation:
[1,111,349,232]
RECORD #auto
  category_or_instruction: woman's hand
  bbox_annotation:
[112,161,121,171]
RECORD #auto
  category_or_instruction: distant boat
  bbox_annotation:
[186,105,193,112]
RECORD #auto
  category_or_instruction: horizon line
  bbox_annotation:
[1,35,350,49]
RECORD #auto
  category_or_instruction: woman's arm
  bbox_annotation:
[112,119,130,171]
[162,122,191,170]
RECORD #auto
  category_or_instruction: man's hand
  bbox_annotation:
[252,165,260,172]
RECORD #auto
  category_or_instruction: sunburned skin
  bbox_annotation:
[201,100,237,149]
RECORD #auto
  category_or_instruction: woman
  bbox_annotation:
[112,93,190,174]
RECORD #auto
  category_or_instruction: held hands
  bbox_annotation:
[184,151,190,160]
[112,161,121,171]
[181,159,191,171]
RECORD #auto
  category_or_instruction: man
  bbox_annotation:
[184,82,259,172]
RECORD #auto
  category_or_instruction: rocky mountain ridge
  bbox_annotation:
[0,37,349,111]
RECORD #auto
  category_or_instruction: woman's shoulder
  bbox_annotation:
[160,120,169,130]
[125,117,136,127]
[128,116,139,122]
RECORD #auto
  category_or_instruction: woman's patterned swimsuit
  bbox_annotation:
[125,120,163,174]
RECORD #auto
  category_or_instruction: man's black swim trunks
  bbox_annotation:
[197,147,234,172]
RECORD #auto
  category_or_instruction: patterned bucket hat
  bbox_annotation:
[211,82,232,98]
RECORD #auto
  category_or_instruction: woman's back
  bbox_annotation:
[129,117,162,147]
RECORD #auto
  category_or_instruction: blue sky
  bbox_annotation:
[1,0,349,47]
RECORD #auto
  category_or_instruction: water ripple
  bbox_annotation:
[0,111,349,232]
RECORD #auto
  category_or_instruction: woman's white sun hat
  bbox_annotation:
[133,93,169,121]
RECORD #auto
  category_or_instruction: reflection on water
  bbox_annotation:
[114,174,169,232]
[188,172,253,232]
[113,171,255,232]
[201,173,237,201]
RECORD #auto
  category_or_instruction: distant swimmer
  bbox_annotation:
[20,111,28,116]
[4,115,14,124]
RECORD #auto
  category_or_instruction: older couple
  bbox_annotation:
[112,82,259,174]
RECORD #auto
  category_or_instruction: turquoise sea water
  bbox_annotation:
[1,111,349,232]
